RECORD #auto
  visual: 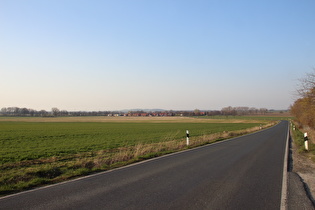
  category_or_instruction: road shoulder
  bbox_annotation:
[287,172,313,210]
[287,133,315,209]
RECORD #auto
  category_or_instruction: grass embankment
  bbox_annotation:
[290,122,315,160]
[0,117,276,196]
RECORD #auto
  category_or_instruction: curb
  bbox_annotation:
[280,122,289,210]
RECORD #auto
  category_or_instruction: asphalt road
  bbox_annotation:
[0,121,289,210]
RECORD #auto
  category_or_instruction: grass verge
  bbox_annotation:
[290,121,315,159]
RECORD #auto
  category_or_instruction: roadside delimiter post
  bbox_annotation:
[304,133,309,151]
[186,130,190,146]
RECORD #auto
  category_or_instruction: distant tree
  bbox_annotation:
[235,107,249,115]
[221,106,236,116]
[60,110,69,116]
[20,108,29,116]
[259,108,268,115]
[194,109,200,116]
[1,107,7,115]
[28,109,36,116]
[6,107,19,115]
[39,110,48,117]
[249,107,258,115]
[51,107,60,117]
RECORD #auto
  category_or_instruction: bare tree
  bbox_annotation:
[297,68,315,100]
[51,107,60,117]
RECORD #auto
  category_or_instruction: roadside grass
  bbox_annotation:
[290,122,315,158]
[0,119,276,196]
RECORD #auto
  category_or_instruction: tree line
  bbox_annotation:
[0,106,270,117]
[0,107,113,117]
[221,106,268,116]
[291,69,315,128]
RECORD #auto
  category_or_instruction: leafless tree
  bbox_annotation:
[297,68,315,99]
[51,107,60,117]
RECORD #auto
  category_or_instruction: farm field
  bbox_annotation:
[0,116,275,195]
[194,114,293,121]
[0,116,270,123]
[0,121,262,163]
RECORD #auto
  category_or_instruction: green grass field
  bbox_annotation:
[0,121,260,164]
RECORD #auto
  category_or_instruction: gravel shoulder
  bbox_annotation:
[288,135,315,209]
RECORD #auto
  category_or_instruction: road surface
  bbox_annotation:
[0,121,289,210]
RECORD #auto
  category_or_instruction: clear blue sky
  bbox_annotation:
[1,0,315,111]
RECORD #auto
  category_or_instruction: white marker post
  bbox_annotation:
[186,130,190,146]
[304,133,309,151]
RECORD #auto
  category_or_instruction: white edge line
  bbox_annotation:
[0,121,281,200]
[280,122,289,210]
